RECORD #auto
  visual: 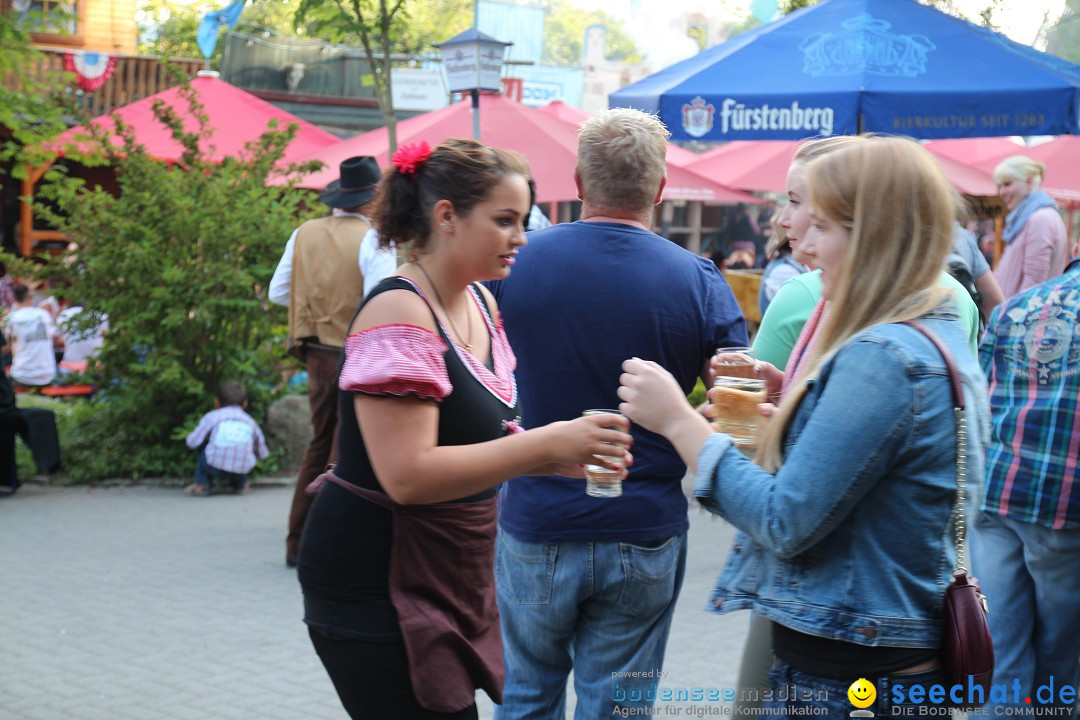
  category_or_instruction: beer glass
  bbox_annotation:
[709,347,765,448]
[582,409,626,498]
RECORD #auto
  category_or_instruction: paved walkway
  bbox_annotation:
[0,480,746,720]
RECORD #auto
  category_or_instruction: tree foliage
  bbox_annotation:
[136,0,204,59]
[396,0,472,55]
[136,0,313,64]
[13,84,322,480]
[0,11,75,170]
[137,0,473,60]
[782,0,1011,26]
[1046,0,1080,65]
[543,0,643,66]
[294,0,409,151]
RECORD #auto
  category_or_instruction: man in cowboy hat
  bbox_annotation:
[269,155,393,568]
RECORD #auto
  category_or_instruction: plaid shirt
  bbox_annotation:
[185,405,269,475]
[978,259,1080,529]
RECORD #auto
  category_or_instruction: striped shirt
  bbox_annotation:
[978,260,1080,529]
[185,405,269,475]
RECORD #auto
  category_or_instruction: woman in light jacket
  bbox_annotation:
[992,155,1067,299]
[618,137,990,717]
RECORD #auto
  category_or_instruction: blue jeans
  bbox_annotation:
[194,448,248,492]
[493,531,687,720]
[764,662,947,717]
[970,511,1080,712]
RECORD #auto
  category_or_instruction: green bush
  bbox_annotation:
[16,395,126,483]
[687,378,707,407]
[15,392,294,483]
[7,83,322,481]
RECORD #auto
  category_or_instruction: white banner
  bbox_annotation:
[521,82,564,107]
[391,69,448,111]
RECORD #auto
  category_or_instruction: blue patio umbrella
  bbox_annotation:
[610,0,1080,141]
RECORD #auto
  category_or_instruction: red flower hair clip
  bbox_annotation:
[392,141,432,176]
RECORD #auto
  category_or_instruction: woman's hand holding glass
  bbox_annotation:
[539,412,633,479]
[752,360,786,440]
[755,360,784,403]
[707,349,764,452]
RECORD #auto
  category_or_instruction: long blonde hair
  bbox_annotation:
[758,136,957,472]
[792,134,866,166]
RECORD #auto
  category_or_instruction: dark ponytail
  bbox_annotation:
[372,138,531,255]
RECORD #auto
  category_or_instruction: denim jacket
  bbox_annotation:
[696,312,989,648]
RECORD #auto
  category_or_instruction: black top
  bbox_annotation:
[773,623,938,679]
[298,277,521,639]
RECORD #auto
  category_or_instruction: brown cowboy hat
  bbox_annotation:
[318,156,381,209]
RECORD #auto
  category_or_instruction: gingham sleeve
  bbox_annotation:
[339,324,452,401]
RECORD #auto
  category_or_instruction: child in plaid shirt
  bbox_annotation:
[184,381,269,496]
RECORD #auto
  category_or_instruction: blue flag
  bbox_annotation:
[196,1,245,59]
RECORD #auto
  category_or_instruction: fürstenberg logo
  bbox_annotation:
[719,98,835,136]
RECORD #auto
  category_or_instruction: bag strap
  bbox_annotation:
[898,320,970,575]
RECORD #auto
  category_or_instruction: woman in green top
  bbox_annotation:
[752,152,981,370]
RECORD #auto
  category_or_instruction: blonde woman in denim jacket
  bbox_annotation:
[619,137,990,718]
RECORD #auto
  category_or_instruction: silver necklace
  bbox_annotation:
[413,261,474,352]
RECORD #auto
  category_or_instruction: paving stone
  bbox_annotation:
[0,481,745,719]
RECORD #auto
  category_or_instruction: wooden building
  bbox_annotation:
[2,0,202,255]
[8,0,138,54]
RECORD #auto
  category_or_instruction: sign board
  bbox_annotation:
[502,77,523,103]
[442,42,508,93]
[391,69,448,111]
[521,81,563,107]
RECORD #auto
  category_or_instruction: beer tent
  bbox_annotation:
[685,140,998,196]
[22,73,340,255]
[51,73,340,165]
[610,0,1080,142]
[534,100,701,167]
[287,93,758,205]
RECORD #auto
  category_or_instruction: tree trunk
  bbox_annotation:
[381,58,397,151]
[379,10,397,153]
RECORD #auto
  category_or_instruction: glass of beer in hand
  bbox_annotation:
[582,409,627,498]
[709,347,765,449]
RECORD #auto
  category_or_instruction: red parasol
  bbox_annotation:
[687,139,997,196]
[53,74,340,166]
[534,100,701,167]
[286,94,759,204]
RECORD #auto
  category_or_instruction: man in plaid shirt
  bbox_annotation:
[184,381,269,496]
[971,250,1080,713]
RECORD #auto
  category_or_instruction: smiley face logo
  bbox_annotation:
[848,677,876,709]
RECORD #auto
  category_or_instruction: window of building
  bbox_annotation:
[6,0,84,46]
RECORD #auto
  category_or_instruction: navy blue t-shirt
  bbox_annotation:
[488,221,747,542]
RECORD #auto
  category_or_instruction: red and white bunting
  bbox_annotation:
[63,52,118,92]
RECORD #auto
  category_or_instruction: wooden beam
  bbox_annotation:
[19,162,57,257]
[993,215,1004,270]
[686,201,702,255]
[20,174,34,258]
